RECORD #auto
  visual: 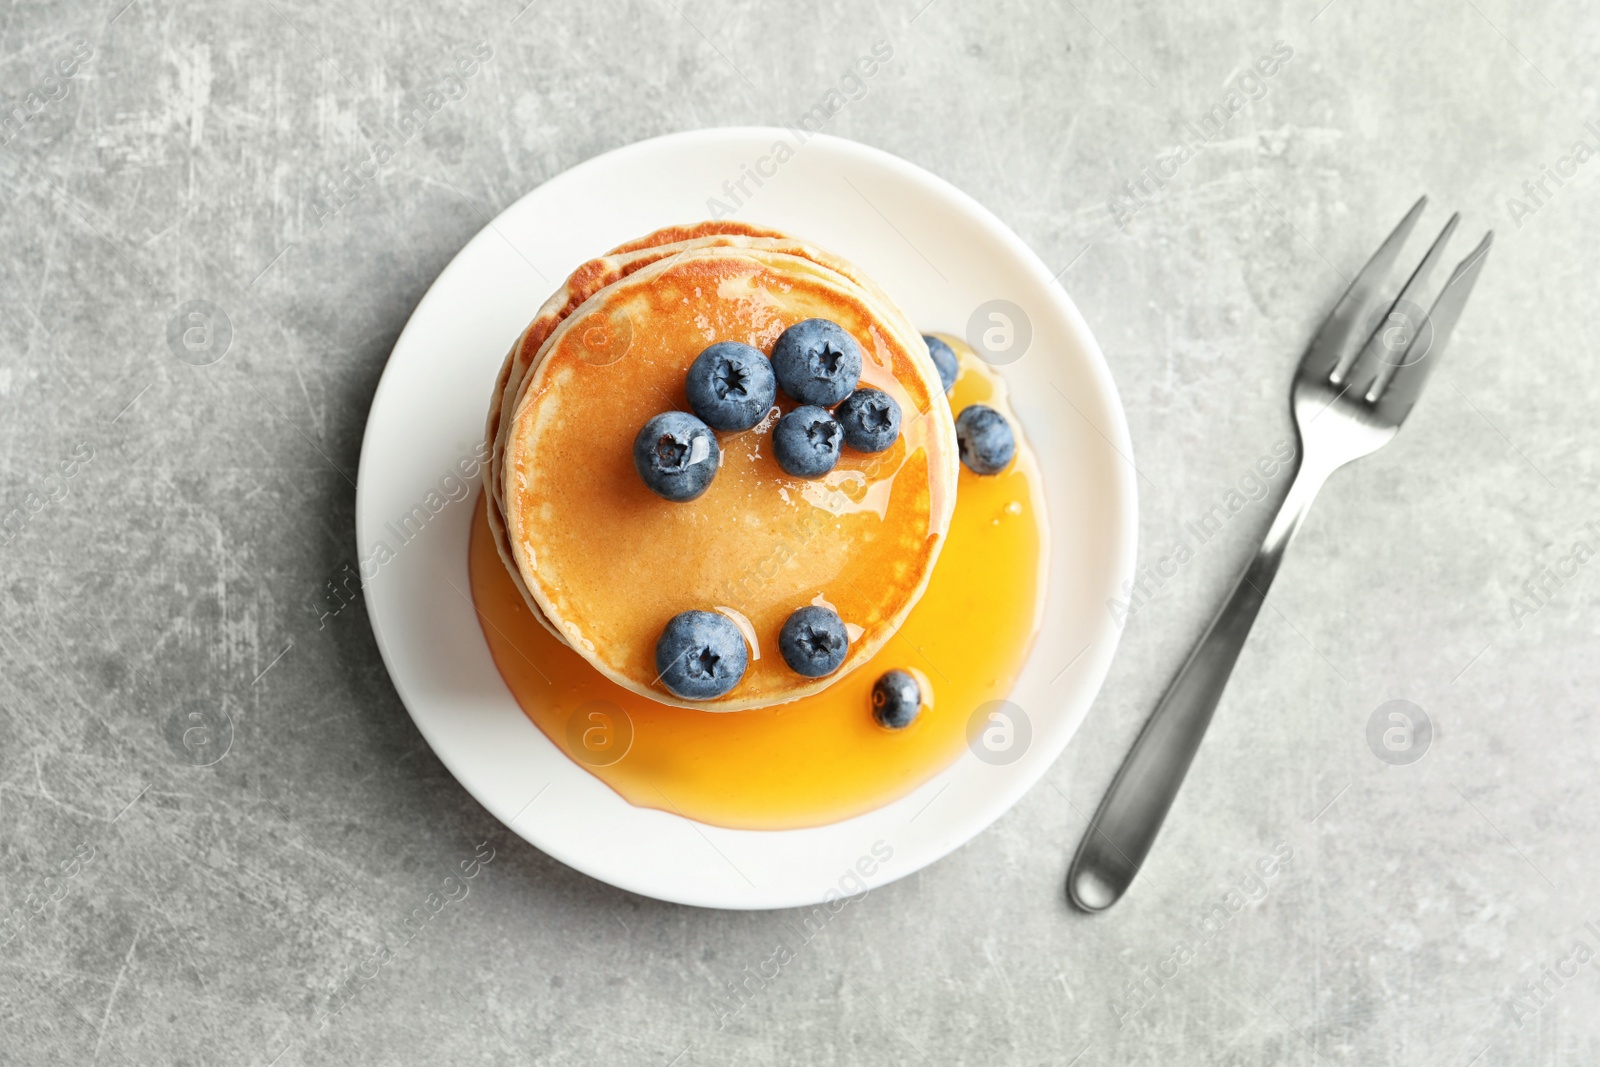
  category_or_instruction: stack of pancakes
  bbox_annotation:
[483,222,959,711]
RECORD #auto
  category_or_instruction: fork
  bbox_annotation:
[1066,197,1493,912]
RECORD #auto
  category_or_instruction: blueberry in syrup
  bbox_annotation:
[871,669,922,729]
[633,411,720,501]
[685,341,777,432]
[923,334,958,394]
[954,404,1016,476]
[778,604,849,678]
[835,387,901,453]
[771,318,862,406]
[655,610,748,699]
[772,405,843,478]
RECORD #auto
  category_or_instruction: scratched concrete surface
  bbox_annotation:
[1,0,1597,1063]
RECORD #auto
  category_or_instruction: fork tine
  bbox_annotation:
[1351,212,1461,399]
[1373,230,1493,421]
[1300,196,1428,383]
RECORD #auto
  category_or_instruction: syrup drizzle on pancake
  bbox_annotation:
[469,351,1048,830]
[500,244,958,711]
[481,227,924,639]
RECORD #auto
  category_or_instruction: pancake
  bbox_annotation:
[482,224,788,632]
[605,221,788,255]
[484,223,788,484]
[482,225,928,636]
[485,228,921,520]
[499,239,959,711]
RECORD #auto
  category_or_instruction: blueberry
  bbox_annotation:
[778,605,850,678]
[923,334,958,394]
[772,406,842,478]
[955,404,1016,475]
[771,319,862,406]
[685,341,777,432]
[871,669,922,729]
[633,411,720,501]
[835,387,901,453]
[655,610,748,700]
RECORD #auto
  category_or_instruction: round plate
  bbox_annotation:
[357,128,1137,910]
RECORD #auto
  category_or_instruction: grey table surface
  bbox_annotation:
[2,0,1596,1063]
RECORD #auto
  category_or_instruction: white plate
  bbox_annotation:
[357,128,1137,910]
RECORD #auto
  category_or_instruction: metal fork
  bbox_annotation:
[1067,197,1493,912]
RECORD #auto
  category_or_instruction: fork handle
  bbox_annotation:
[1067,455,1329,911]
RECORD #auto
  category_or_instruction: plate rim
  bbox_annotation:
[356,126,1138,909]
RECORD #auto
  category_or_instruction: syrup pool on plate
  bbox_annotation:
[468,348,1049,831]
